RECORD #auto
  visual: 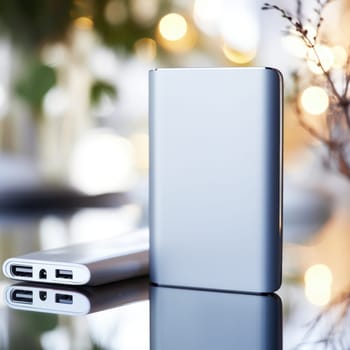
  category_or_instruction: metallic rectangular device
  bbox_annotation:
[5,277,148,316]
[3,228,149,286]
[151,286,282,350]
[149,67,282,293]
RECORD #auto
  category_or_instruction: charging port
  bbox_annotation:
[39,269,47,279]
[55,269,73,279]
[11,289,33,304]
[39,291,47,301]
[55,293,73,304]
[10,265,33,278]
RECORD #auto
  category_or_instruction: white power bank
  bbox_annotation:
[149,67,283,293]
[5,277,148,316]
[2,228,149,286]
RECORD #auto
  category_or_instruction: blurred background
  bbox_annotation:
[0,0,350,349]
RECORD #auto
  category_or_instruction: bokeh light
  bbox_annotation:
[282,25,317,59]
[104,0,128,26]
[222,43,256,64]
[130,133,149,172]
[193,0,222,36]
[41,44,67,68]
[69,206,141,244]
[219,6,258,55]
[130,0,158,25]
[134,38,157,61]
[69,130,135,195]
[156,14,196,53]
[304,264,333,306]
[43,87,69,119]
[74,17,94,30]
[39,216,68,250]
[0,84,9,118]
[89,47,119,82]
[307,45,334,75]
[158,13,188,41]
[332,45,347,68]
[282,35,308,58]
[300,86,329,115]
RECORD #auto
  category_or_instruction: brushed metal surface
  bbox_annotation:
[149,67,282,293]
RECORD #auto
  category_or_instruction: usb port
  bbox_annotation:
[10,265,33,278]
[11,289,33,304]
[55,269,73,279]
[55,293,73,304]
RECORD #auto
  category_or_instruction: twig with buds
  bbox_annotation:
[262,0,350,179]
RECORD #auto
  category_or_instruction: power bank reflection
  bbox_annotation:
[4,277,148,316]
[150,286,282,350]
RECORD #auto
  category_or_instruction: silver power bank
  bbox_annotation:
[3,228,149,286]
[149,67,282,293]
[5,277,148,316]
[151,286,282,350]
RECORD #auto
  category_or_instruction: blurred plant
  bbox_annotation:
[262,0,350,179]
[0,0,171,120]
[0,0,168,51]
[16,58,56,119]
[295,290,350,349]
[90,80,117,106]
[0,0,73,48]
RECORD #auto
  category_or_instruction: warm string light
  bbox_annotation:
[158,13,188,41]
[219,9,258,55]
[282,25,315,58]
[156,13,196,53]
[74,16,94,30]
[304,264,333,306]
[300,86,329,115]
[194,1,259,64]
[307,44,333,75]
[130,0,158,26]
[104,0,127,26]
[282,32,347,71]
[157,4,260,62]
[282,35,308,58]
[134,38,157,61]
[332,45,347,68]
[222,44,256,64]
[193,0,221,36]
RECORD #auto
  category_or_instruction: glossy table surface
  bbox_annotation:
[0,208,346,350]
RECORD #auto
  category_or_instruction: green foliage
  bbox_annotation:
[0,0,73,48]
[93,0,155,52]
[0,0,172,119]
[16,60,56,112]
[0,0,172,50]
[90,80,117,105]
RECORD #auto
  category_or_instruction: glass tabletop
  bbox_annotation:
[3,279,284,350]
[0,208,347,350]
